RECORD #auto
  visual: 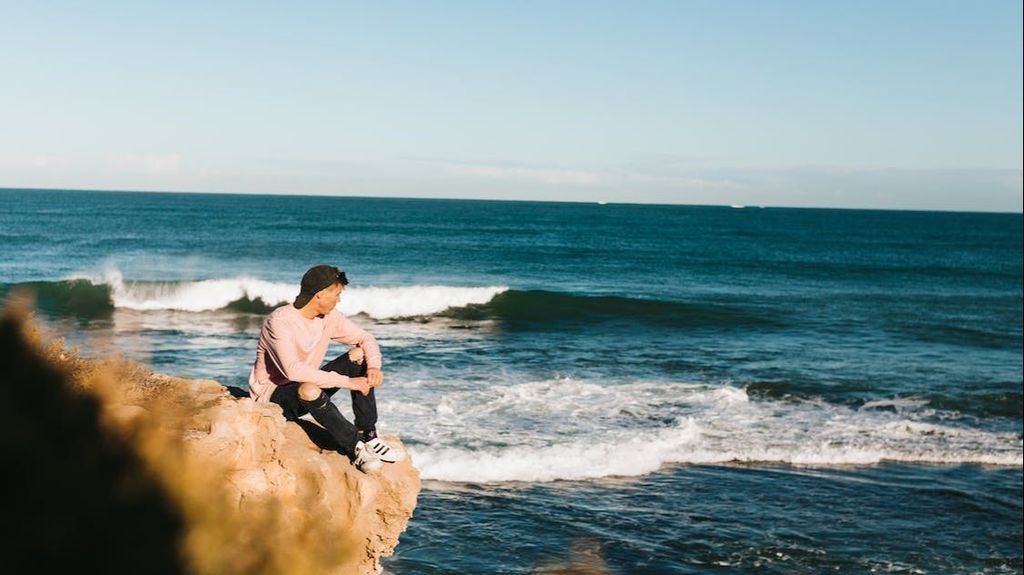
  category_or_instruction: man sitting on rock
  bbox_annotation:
[248,264,403,473]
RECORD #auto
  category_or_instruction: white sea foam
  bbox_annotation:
[70,266,507,319]
[339,285,506,318]
[859,398,931,411]
[374,377,1024,483]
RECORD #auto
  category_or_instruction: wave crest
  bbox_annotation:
[7,267,773,328]
[441,289,778,328]
[38,267,509,319]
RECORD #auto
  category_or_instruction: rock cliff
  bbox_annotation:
[0,308,419,575]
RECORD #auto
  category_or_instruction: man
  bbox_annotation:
[248,264,403,472]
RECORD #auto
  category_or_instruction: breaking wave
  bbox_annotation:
[376,379,1024,483]
[1,267,507,320]
[4,268,776,328]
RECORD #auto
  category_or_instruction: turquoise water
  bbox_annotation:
[2,188,1021,573]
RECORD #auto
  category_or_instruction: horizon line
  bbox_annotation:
[2,185,1021,215]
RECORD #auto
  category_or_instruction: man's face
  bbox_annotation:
[315,282,343,315]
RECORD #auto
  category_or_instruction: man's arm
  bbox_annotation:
[328,312,382,368]
[328,312,384,387]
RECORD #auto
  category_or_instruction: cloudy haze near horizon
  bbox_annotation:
[2,1,1021,211]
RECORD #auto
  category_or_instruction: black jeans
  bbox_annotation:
[269,353,377,457]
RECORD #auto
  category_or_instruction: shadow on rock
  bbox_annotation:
[0,306,185,574]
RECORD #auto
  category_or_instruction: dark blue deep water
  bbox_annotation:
[2,188,1021,573]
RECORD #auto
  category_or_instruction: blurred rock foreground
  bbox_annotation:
[0,306,420,575]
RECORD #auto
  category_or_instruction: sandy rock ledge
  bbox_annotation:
[100,372,421,575]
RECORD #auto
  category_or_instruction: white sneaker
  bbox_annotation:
[353,441,383,473]
[364,437,405,464]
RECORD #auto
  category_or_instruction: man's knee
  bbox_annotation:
[298,383,322,402]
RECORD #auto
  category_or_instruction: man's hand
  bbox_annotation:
[348,345,365,365]
[348,376,371,396]
[367,367,383,388]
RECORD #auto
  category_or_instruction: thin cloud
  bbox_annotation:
[145,154,181,175]
[0,154,69,170]
[105,154,182,176]
[452,165,601,185]
[627,173,748,190]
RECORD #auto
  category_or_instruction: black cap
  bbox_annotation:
[293,265,348,308]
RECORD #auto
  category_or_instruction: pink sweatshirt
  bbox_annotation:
[248,305,382,402]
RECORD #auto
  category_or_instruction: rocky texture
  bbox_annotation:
[1,307,419,575]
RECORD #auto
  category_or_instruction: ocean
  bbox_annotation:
[2,188,1021,574]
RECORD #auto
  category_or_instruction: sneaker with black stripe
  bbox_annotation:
[352,441,383,473]
[364,437,404,463]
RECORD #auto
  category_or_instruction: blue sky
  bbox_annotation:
[1,1,1021,211]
